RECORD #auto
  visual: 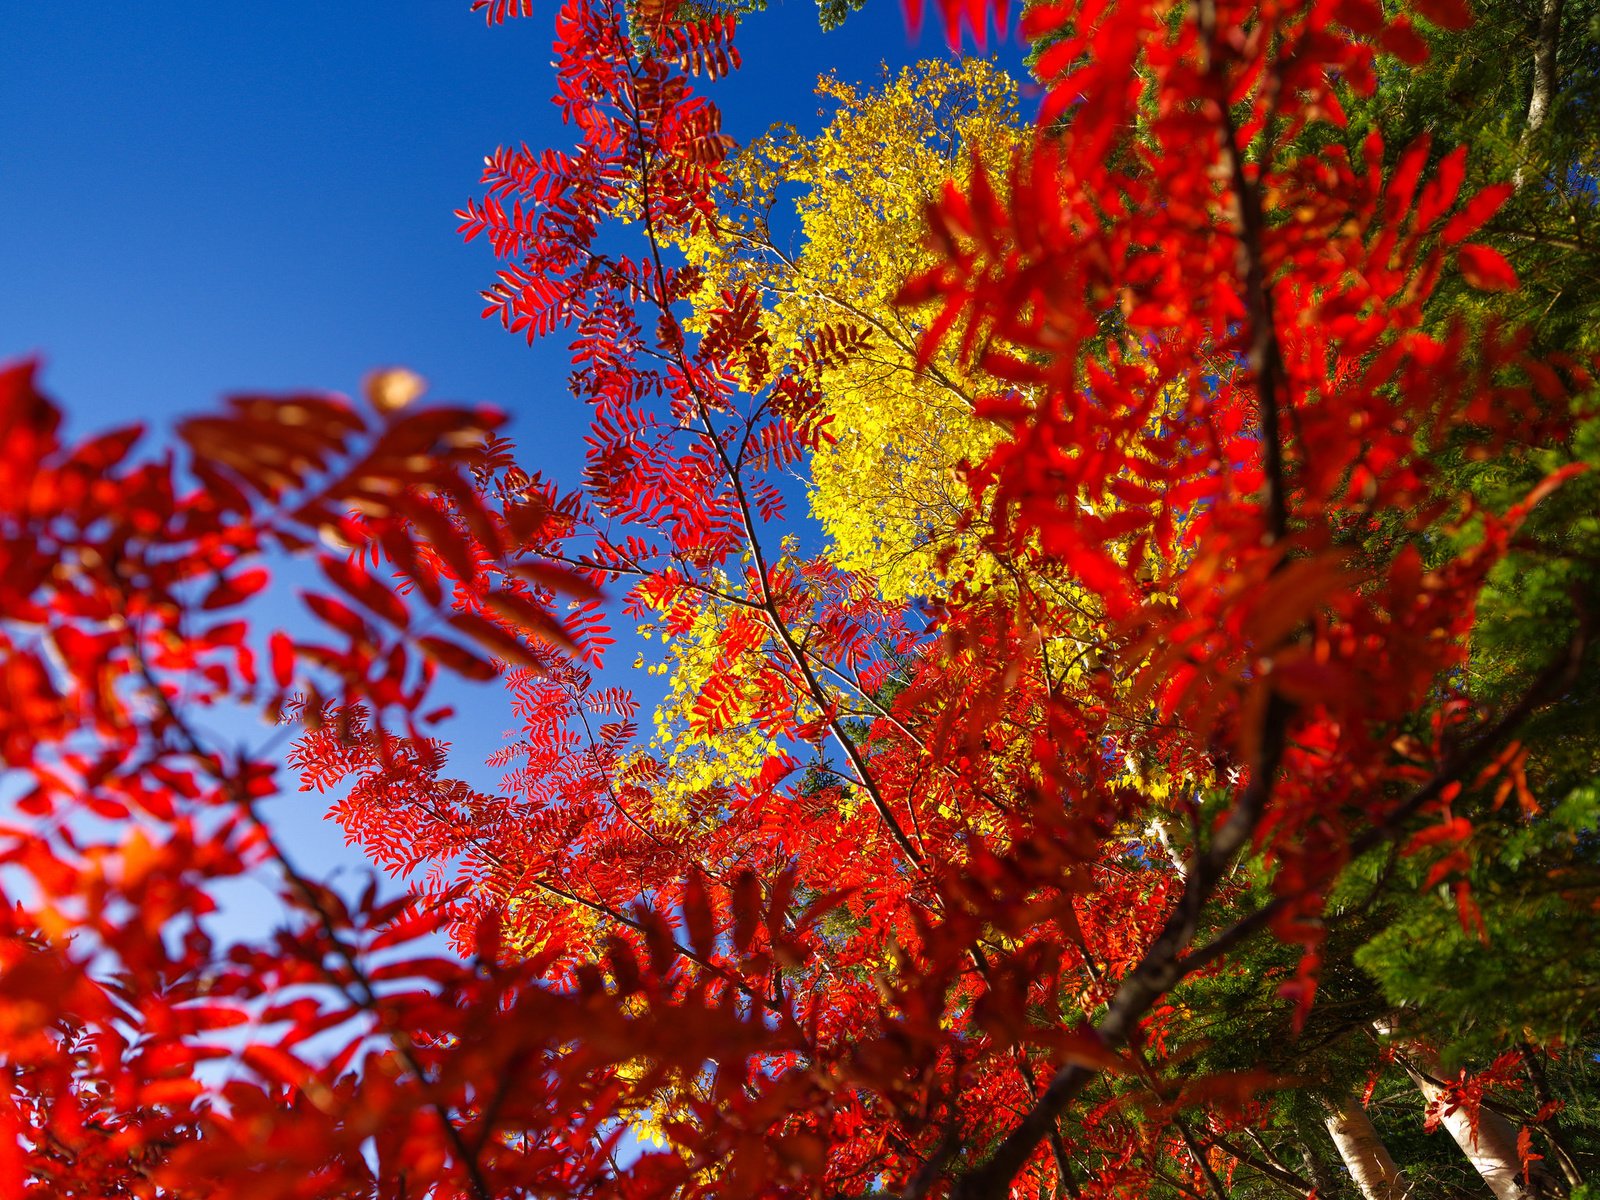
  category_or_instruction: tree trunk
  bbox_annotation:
[1298,1134,1349,1200]
[1323,1095,1415,1200]
[1147,812,1189,879]
[1514,0,1566,189]
[1372,1021,1555,1200]
[1521,1043,1586,1192]
[1405,1066,1537,1200]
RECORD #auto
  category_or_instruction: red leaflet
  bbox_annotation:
[417,634,499,681]
[907,0,1007,45]
[201,566,270,610]
[482,587,580,654]
[1412,0,1474,29]
[1441,183,1515,245]
[1376,17,1432,63]
[321,555,411,629]
[1457,242,1521,291]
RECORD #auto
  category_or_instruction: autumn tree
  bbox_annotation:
[997,0,1600,1187]
[673,58,1024,602]
[2,0,1598,1196]
[680,15,1600,1197]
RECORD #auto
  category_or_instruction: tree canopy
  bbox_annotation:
[1,0,1598,1196]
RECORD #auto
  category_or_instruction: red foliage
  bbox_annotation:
[1,0,1592,1195]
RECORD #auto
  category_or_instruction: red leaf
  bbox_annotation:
[417,635,499,681]
[1376,18,1431,63]
[270,631,295,690]
[1440,183,1513,245]
[1457,243,1519,291]
[481,589,578,653]
[202,566,270,610]
[1331,0,1385,32]
[1413,0,1473,29]
[321,555,411,629]
[730,871,763,954]
[447,609,546,668]
[682,875,717,959]
[302,591,370,642]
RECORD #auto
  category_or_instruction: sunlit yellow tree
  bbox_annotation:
[677,59,1026,602]
[661,58,1199,858]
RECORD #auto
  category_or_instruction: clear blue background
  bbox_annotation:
[1,1,1004,894]
[3,1,967,449]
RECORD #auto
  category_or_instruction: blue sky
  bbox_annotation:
[1,1,1004,892]
[3,1,965,452]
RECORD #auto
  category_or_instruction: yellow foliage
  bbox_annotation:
[649,602,775,824]
[676,59,1029,601]
[644,557,816,826]
[644,60,1195,869]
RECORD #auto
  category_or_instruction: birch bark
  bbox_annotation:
[1323,1095,1415,1200]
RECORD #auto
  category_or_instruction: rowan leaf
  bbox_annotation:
[1457,243,1520,291]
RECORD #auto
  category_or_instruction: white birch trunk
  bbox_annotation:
[1373,1020,1541,1200]
[1514,0,1565,189]
[1323,1095,1415,1200]
[1146,812,1188,880]
[1408,1069,1534,1200]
